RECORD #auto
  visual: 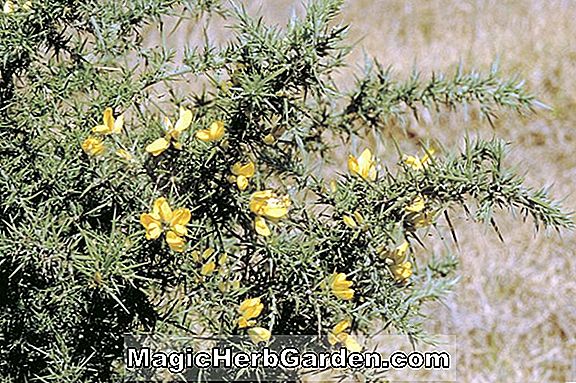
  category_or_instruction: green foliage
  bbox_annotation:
[0,0,572,381]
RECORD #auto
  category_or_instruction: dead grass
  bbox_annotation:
[145,1,576,381]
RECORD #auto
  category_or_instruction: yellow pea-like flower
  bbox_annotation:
[249,190,290,236]
[81,136,105,156]
[238,297,264,321]
[237,298,264,328]
[231,160,255,191]
[139,197,191,252]
[381,240,410,263]
[330,273,354,300]
[348,148,377,181]
[404,148,435,170]
[92,107,124,135]
[145,107,192,156]
[328,320,362,352]
[392,261,413,281]
[406,195,426,213]
[196,120,225,142]
[201,261,216,276]
[247,327,271,344]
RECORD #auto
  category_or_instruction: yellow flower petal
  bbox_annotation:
[153,197,173,222]
[166,231,185,252]
[112,114,124,134]
[404,155,423,170]
[247,327,271,344]
[330,273,355,300]
[332,320,351,336]
[91,124,110,134]
[343,334,362,352]
[201,261,216,276]
[81,137,105,156]
[232,161,255,177]
[406,195,426,213]
[236,175,249,191]
[145,225,162,240]
[237,317,256,329]
[254,216,271,236]
[103,107,114,131]
[349,148,377,181]
[170,208,191,234]
[209,120,225,140]
[145,137,170,156]
[140,213,160,229]
[343,215,357,228]
[239,298,263,320]
[392,261,413,281]
[263,134,276,145]
[196,120,225,142]
[202,247,215,259]
[174,106,193,134]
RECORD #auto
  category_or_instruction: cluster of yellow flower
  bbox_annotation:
[139,197,191,252]
[237,298,271,344]
[343,147,438,283]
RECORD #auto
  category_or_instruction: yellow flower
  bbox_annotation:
[254,216,271,237]
[92,107,124,135]
[139,197,191,252]
[343,215,357,228]
[115,149,132,161]
[348,148,377,181]
[249,190,291,220]
[249,190,290,236]
[237,297,264,328]
[145,106,193,156]
[381,240,409,263]
[231,160,256,191]
[406,195,425,213]
[392,261,413,281]
[328,320,362,352]
[247,327,271,344]
[330,273,354,300]
[404,148,435,170]
[196,120,225,142]
[263,134,276,145]
[201,261,216,276]
[81,136,105,156]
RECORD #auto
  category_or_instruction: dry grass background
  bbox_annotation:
[146,1,576,381]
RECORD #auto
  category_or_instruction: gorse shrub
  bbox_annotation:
[0,0,572,381]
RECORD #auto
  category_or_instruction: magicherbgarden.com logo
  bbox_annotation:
[122,334,457,381]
